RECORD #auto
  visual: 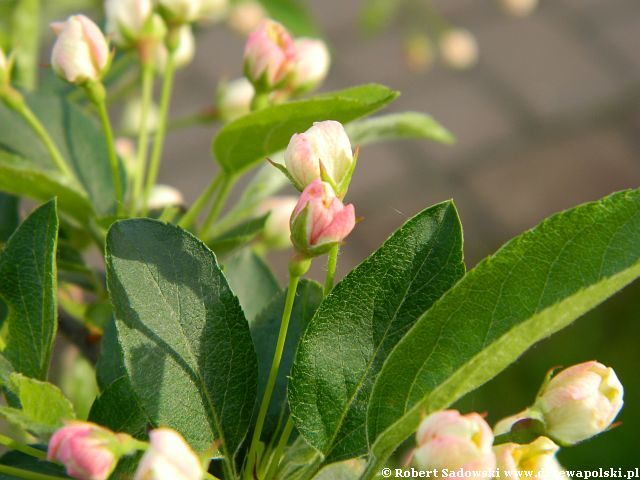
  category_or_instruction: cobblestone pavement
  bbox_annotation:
[159,0,640,279]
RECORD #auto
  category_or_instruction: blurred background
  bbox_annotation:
[3,0,640,468]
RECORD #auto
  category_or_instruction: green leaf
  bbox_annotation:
[0,200,58,380]
[258,0,319,36]
[288,201,464,462]
[224,249,280,323]
[0,193,19,244]
[95,320,126,391]
[207,214,269,256]
[345,112,455,146]
[0,150,93,224]
[313,459,365,480]
[0,451,67,480]
[0,373,75,437]
[251,279,323,437]
[366,188,640,474]
[106,219,258,463]
[0,92,125,218]
[213,84,398,174]
[89,376,151,439]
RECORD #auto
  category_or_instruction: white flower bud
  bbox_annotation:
[439,28,478,70]
[291,38,330,93]
[217,77,254,122]
[157,0,203,24]
[134,428,203,480]
[50,15,111,85]
[155,25,195,72]
[227,1,266,36]
[500,0,539,17]
[256,196,298,249]
[120,96,160,135]
[104,0,153,47]
[534,361,624,445]
[147,185,186,211]
[494,437,563,480]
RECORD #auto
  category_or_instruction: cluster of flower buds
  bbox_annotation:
[411,362,623,477]
[48,421,203,480]
[242,19,330,98]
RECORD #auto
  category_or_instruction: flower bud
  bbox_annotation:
[243,19,297,91]
[51,15,111,85]
[115,137,136,176]
[439,28,478,70]
[48,422,122,480]
[199,0,229,23]
[104,0,153,47]
[134,428,203,480]
[290,38,330,93]
[157,0,203,24]
[533,361,623,445]
[155,25,195,72]
[256,196,298,249]
[147,184,186,211]
[413,410,496,472]
[284,120,354,195]
[228,1,265,35]
[121,96,160,135]
[494,437,563,480]
[217,77,254,122]
[500,0,538,17]
[290,179,355,257]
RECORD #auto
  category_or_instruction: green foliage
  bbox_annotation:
[207,213,269,255]
[289,201,464,462]
[346,112,455,146]
[0,193,19,244]
[105,219,258,467]
[213,84,398,174]
[0,200,58,380]
[365,188,640,475]
[0,451,67,480]
[0,373,75,437]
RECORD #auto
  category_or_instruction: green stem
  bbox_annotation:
[244,274,301,479]
[86,82,123,216]
[131,62,155,214]
[142,49,177,215]
[11,0,40,90]
[0,434,46,460]
[178,173,223,230]
[250,91,270,111]
[2,89,73,179]
[324,245,339,296]
[0,465,68,480]
[200,174,235,237]
[264,417,294,480]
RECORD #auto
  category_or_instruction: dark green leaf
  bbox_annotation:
[106,219,258,465]
[0,451,67,480]
[95,320,126,391]
[207,214,269,256]
[288,201,464,462]
[0,200,58,379]
[251,279,323,437]
[224,249,280,323]
[0,192,19,244]
[0,92,125,218]
[213,84,398,174]
[366,189,640,474]
[345,112,454,146]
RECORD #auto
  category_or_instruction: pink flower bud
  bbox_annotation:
[256,196,298,249]
[533,361,623,445]
[243,19,296,91]
[134,428,203,480]
[412,410,496,473]
[494,437,563,480]
[158,0,203,24]
[284,120,354,193]
[50,15,110,85]
[104,0,153,47]
[290,38,330,93]
[290,179,355,257]
[47,422,119,480]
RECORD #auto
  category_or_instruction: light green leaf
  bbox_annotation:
[251,279,323,437]
[0,373,75,437]
[0,92,125,218]
[207,214,269,256]
[106,219,258,465]
[346,112,454,146]
[288,201,464,462]
[213,84,398,174]
[0,200,58,380]
[224,249,280,323]
[365,188,640,476]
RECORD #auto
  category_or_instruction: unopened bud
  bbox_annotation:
[284,120,354,195]
[155,25,195,72]
[217,77,254,122]
[51,15,111,85]
[120,96,160,135]
[412,410,496,472]
[439,28,478,70]
[500,0,539,17]
[534,361,623,445]
[147,184,186,211]
[133,428,203,480]
[494,437,563,480]
[104,0,154,47]
[157,0,203,24]
[228,1,266,36]
[290,38,330,93]
[243,19,297,92]
[290,179,355,257]
[256,196,298,249]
